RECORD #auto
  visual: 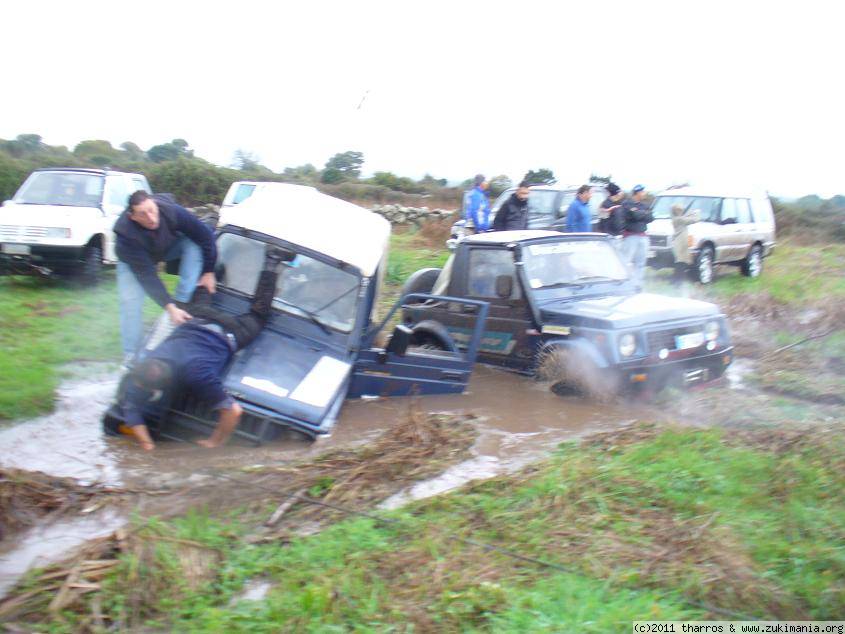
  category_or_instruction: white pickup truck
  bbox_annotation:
[0,167,151,283]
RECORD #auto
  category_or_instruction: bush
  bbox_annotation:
[148,158,243,206]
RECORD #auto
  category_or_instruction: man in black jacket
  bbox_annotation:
[492,181,530,231]
[598,182,625,236]
[621,185,654,290]
[115,191,217,357]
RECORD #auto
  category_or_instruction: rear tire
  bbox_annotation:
[693,245,714,284]
[741,244,762,278]
[401,268,441,303]
[78,243,103,286]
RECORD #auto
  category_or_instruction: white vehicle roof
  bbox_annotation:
[654,186,768,200]
[221,184,390,277]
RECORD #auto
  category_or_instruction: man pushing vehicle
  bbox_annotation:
[115,246,292,450]
[115,191,218,358]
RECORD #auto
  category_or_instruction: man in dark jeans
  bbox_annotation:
[118,247,289,450]
[492,181,530,231]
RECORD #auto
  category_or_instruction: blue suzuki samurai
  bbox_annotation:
[104,185,488,442]
[401,230,733,395]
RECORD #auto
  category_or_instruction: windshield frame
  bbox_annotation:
[13,170,105,208]
[215,227,366,337]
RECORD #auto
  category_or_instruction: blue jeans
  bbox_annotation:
[117,237,203,356]
[623,234,649,291]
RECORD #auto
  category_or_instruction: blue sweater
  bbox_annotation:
[565,198,592,233]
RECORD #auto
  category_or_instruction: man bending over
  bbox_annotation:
[120,247,289,450]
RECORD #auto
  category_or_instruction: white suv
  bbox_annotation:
[0,168,151,283]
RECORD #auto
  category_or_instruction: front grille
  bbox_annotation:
[0,225,49,239]
[649,235,668,247]
[646,325,702,352]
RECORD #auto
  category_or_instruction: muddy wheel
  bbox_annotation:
[78,243,103,286]
[539,347,616,402]
[694,245,714,285]
[741,244,762,278]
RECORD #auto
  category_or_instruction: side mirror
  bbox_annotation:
[495,275,513,298]
[384,324,413,358]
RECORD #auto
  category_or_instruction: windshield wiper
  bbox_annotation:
[569,275,626,285]
[273,298,332,334]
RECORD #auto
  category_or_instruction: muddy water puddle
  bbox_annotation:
[0,363,639,595]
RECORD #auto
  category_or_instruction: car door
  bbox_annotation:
[102,175,131,261]
[733,198,756,259]
[715,197,744,261]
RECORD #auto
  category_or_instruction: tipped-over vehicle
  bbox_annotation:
[104,185,488,442]
[0,168,151,283]
[402,230,733,395]
[646,187,776,284]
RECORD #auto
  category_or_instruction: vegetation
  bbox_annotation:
[6,423,843,630]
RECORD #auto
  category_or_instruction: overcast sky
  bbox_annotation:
[2,1,842,197]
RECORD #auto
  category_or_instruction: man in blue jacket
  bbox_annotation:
[565,185,593,232]
[114,191,217,357]
[465,174,491,232]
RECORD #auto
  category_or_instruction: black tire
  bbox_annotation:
[741,244,763,278]
[78,243,103,286]
[409,321,457,353]
[693,244,715,285]
[401,268,441,303]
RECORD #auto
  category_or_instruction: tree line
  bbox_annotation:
[0,134,560,208]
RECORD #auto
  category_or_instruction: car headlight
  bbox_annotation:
[704,321,720,342]
[619,333,636,357]
[44,227,71,238]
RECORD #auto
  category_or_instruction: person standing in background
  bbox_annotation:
[492,181,530,231]
[622,184,654,290]
[565,185,593,232]
[598,182,625,236]
[465,174,491,233]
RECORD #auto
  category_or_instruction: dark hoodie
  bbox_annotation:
[492,193,529,231]
[114,195,216,307]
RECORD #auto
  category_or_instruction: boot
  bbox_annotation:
[250,269,279,318]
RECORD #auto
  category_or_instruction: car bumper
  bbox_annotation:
[615,346,734,389]
[0,244,86,274]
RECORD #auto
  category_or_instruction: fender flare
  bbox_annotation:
[410,320,458,352]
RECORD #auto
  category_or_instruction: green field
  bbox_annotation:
[12,424,844,631]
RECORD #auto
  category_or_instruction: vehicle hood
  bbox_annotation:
[540,292,721,329]
[647,217,674,237]
[1,202,102,226]
[224,328,351,432]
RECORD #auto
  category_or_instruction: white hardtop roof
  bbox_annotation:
[466,230,606,245]
[655,186,768,199]
[220,184,390,277]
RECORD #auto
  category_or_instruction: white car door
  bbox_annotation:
[101,175,131,262]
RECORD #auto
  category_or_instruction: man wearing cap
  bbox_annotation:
[464,174,492,233]
[598,182,625,236]
[622,185,654,290]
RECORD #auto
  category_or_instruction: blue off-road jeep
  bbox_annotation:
[104,185,488,442]
[402,230,733,395]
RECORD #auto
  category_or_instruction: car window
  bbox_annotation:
[651,196,720,222]
[720,198,738,223]
[107,176,131,207]
[15,172,104,207]
[467,248,521,299]
[131,177,151,194]
[523,240,628,288]
[216,232,360,333]
[232,184,256,205]
[735,198,752,223]
[527,191,559,217]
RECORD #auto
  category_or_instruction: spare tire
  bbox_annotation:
[401,267,441,302]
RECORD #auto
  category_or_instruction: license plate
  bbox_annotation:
[1,243,30,255]
[675,332,704,350]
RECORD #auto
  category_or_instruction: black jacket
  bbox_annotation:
[598,198,625,235]
[492,194,529,231]
[114,195,216,307]
[622,199,654,235]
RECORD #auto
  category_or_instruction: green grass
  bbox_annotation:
[0,272,174,420]
[22,426,844,630]
[386,231,450,286]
